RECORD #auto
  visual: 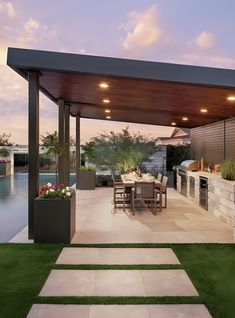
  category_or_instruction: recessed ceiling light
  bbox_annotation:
[182,117,188,121]
[171,122,176,126]
[227,96,235,101]
[106,116,111,119]
[99,82,109,88]
[200,108,208,113]
[105,109,110,113]
[103,99,110,103]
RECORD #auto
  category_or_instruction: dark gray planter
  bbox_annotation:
[0,162,11,176]
[34,192,76,243]
[78,170,96,190]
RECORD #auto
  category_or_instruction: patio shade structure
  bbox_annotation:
[7,47,235,239]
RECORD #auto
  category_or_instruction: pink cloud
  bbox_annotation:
[121,5,161,51]
[195,31,216,49]
[0,1,15,18]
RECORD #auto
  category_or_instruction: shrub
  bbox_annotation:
[82,127,156,174]
[0,148,10,157]
[96,175,113,187]
[221,160,235,181]
[79,166,96,172]
[166,145,190,171]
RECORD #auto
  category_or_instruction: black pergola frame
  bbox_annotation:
[7,47,235,239]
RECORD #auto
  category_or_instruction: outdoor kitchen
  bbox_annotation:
[177,117,235,228]
[177,164,235,227]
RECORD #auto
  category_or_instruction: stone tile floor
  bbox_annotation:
[10,187,233,244]
[72,187,233,243]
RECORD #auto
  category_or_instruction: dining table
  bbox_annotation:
[121,173,162,212]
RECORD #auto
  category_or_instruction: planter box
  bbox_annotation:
[34,192,76,243]
[78,170,96,190]
[0,162,11,176]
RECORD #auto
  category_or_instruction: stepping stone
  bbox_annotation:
[26,304,212,318]
[56,248,180,265]
[148,304,212,317]
[27,304,90,318]
[39,270,95,297]
[39,269,198,297]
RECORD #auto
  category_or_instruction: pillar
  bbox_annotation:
[58,99,65,184]
[64,104,70,185]
[28,71,39,239]
[76,116,80,189]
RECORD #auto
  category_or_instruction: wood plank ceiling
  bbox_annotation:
[7,48,235,128]
[39,70,235,128]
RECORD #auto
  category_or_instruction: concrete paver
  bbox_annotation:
[39,269,198,297]
[56,247,180,265]
[27,304,212,318]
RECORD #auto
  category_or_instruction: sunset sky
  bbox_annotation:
[1,0,235,144]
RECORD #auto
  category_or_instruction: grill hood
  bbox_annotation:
[179,160,198,171]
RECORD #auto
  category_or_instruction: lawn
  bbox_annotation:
[0,244,62,318]
[0,243,235,318]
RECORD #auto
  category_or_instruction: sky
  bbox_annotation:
[1,0,235,144]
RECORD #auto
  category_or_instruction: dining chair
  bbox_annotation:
[131,181,161,215]
[157,173,163,182]
[161,175,168,208]
[112,175,130,210]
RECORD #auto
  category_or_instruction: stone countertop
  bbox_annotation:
[187,170,235,186]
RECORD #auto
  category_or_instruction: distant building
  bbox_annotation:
[155,127,191,146]
[141,128,190,175]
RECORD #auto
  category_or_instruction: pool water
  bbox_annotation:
[0,173,76,242]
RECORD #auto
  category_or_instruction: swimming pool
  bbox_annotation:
[0,173,76,242]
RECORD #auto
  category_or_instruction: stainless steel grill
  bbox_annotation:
[179,160,198,173]
[178,160,197,197]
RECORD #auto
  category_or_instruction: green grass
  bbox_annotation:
[0,244,62,318]
[0,243,235,318]
[37,295,201,305]
[55,264,182,270]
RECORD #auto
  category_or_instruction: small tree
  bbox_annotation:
[166,145,190,170]
[40,131,69,183]
[0,148,10,157]
[82,127,156,174]
[81,141,95,166]
[0,133,13,146]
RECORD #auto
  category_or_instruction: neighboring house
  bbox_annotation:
[0,145,78,174]
[141,128,190,174]
[155,127,191,146]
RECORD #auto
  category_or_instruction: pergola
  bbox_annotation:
[7,47,235,239]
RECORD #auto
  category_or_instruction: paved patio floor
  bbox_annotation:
[72,187,233,243]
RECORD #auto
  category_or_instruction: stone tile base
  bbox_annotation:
[27,304,212,318]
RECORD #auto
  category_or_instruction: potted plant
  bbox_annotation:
[34,183,76,243]
[221,160,235,181]
[78,166,96,190]
[0,148,11,176]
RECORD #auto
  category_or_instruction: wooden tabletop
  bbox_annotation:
[121,174,162,187]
